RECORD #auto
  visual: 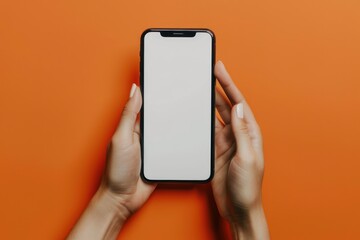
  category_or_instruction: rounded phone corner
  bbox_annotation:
[200,169,214,183]
[140,28,155,41]
[140,169,156,183]
[201,28,215,39]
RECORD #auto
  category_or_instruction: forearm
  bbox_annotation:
[230,203,270,240]
[67,187,130,240]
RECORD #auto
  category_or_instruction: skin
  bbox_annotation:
[67,61,270,240]
[212,61,269,239]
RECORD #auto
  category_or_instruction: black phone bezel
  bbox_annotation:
[139,28,216,183]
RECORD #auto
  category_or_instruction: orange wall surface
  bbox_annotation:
[1,0,360,239]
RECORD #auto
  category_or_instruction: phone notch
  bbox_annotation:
[160,30,196,37]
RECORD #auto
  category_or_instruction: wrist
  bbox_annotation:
[229,202,269,240]
[93,186,131,224]
[67,186,131,239]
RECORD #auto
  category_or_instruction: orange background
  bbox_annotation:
[1,0,360,239]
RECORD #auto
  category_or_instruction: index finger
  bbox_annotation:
[214,61,245,105]
[214,61,263,153]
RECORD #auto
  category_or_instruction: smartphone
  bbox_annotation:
[140,28,215,182]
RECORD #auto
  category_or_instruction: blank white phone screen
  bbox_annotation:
[143,31,213,181]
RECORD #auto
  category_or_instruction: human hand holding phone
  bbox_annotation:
[68,84,156,239]
[104,83,157,214]
[212,61,270,240]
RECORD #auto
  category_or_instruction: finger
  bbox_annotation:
[215,61,262,150]
[231,102,255,162]
[214,61,245,104]
[215,115,224,132]
[134,119,140,140]
[214,60,256,124]
[215,86,232,124]
[215,124,235,158]
[113,84,142,147]
[134,119,140,134]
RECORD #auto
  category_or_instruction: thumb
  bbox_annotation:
[231,102,254,161]
[113,83,142,147]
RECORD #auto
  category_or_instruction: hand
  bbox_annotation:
[68,84,156,239]
[211,61,269,239]
[101,83,157,217]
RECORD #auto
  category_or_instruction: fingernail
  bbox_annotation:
[236,103,244,119]
[129,83,137,98]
